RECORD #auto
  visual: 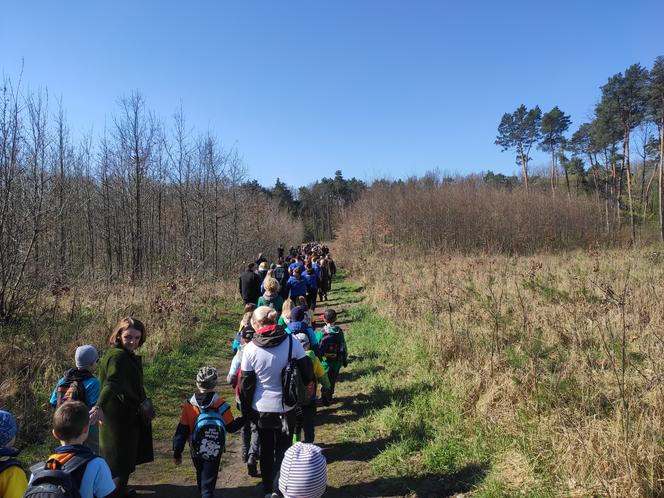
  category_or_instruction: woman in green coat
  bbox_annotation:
[98,317,154,496]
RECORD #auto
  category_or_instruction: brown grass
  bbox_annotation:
[337,246,664,497]
[0,276,236,444]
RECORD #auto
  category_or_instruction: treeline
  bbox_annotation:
[495,56,664,241]
[245,170,365,241]
[337,177,606,255]
[0,80,302,319]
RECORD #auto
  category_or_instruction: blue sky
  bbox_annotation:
[2,1,663,188]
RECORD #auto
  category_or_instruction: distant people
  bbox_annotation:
[25,402,115,498]
[49,345,103,452]
[239,307,313,497]
[172,367,244,498]
[278,442,327,498]
[239,263,262,305]
[277,245,284,259]
[0,410,27,498]
[255,253,268,266]
[316,310,348,400]
[98,317,154,497]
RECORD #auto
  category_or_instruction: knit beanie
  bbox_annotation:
[0,411,17,447]
[290,306,305,323]
[75,345,99,368]
[196,366,218,391]
[279,442,327,498]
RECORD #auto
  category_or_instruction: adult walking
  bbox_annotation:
[239,262,262,305]
[98,317,154,497]
[239,307,313,498]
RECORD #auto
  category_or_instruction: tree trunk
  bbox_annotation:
[624,130,636,243]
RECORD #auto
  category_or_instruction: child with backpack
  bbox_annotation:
[173,367,244,498]
[49,345,103,452]
[295,296,314,328]
[315,310,348,399]
[293,334,330,444]
[285,306,320,358]
[227,329,260,477]
[0,410,27,498]
[233,304,256,353]
[25,401,115,498]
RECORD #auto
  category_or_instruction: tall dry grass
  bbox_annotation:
[0,276,237,444]
[338,247,663,497]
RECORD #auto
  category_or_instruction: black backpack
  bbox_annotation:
[25,452,95,498]
[320,327,343,362]
[281,335,312,408]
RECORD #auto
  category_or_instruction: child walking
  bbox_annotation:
[0,410,27,498]
[49,345,103,452]
[293,333,330,443]
[227,329,261,477]
[173,367,244,498]
[315,309,348,399]
[25,402,115,498]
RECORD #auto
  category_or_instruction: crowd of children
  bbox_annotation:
[0,243,344,498]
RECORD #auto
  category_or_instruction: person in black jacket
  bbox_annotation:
[239,263,262,305]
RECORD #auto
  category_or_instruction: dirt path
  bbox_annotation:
[130,277,374,498]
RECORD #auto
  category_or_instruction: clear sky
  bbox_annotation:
[2,1,663,188]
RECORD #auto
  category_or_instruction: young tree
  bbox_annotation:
[539,106,571,197]
[495,105,542,191]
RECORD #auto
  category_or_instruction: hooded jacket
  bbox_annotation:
[238,325,313,415]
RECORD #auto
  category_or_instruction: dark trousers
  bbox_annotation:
[242,419,260,461]
[295,402,317,443]
[328,367,341,395]
[192,456,221,498]
[257,420,293,493]
[307,292,317,311]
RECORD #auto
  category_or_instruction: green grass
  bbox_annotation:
[335,286,562,497]
[18,295,243,469]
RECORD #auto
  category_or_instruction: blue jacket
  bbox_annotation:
[304,272,318,290]
[287,276,308,298]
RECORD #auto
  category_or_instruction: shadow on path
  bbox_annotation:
[324,463,489,498]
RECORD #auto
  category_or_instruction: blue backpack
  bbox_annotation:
[191,402,229,461]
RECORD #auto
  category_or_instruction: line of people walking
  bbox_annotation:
[0,243,345,498]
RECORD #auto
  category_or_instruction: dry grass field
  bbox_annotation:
[338,246,664,497]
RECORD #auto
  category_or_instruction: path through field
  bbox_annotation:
[131,281,382,498]
[129,276,476,497]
